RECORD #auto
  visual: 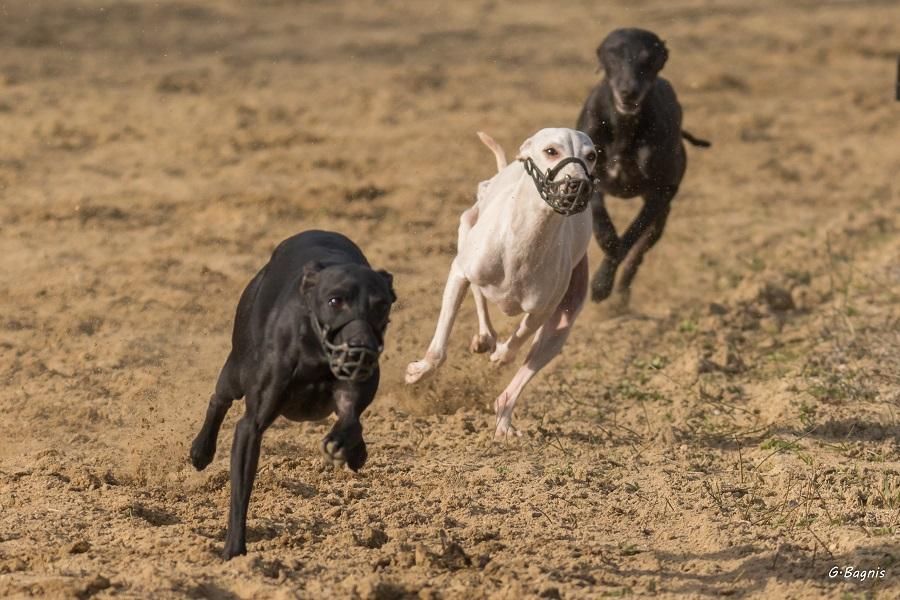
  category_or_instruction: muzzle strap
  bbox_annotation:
[309,316,382,382]
[521,156,597,216]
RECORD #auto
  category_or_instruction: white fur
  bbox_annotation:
[406,128,596,436]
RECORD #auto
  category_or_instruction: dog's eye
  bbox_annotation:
[543,147,558,157]
[328,297,344,309]
[586,152,597,163]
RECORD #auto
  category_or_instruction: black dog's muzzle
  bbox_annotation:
[521,156,597,216]
[309,317,382,382]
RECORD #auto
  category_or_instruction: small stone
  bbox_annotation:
[80,575,110,597]
[758,315,783,334]
[360,526,388,549]
[68,540,91,554]
[760,282,794,312]
[396,551,415,568]
[708,302,729,316]
[414,542,431,567]
[791,285,817,311]
[439,540,471,570]
[757,337,778,350]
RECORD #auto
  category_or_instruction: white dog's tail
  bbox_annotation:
[476,131,507,173]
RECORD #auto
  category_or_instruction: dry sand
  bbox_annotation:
[1,0,898,598]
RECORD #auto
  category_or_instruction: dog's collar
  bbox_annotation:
[520,156,596,216]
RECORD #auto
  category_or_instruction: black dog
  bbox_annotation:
[576,28,710,304]
[189,230,396,559]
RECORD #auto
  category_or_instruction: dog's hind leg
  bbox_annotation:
[612,191,672,306]
[489,309,550,366]
[190,352,243,471]
[406,258,470,384]
[494,255,588,436]
[469,286,497,353]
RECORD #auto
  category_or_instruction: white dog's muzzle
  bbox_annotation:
[521,156,597,216]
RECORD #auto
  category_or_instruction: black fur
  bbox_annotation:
[189,230,396,559]
[577,28,709,303]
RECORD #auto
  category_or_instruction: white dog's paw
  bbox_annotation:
[489,342,516,365]
[494,416,521,438]
[469,332,496,354]
[405,359,436,384]
[493,392,520,438]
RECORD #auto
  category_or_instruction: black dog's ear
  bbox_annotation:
[594,44,604,73]
[300,261,324,294]
[654,39,669,72]
[377,269,397,303]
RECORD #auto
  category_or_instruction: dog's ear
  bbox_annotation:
[653,39,669,72]
[377,269,397,303]
[300,261,324,294]
[515,136,534,161]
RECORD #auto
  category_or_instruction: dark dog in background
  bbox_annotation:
[577,28,709,304]
[189,230,396,559]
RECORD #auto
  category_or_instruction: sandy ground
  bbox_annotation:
[1,0,899,598]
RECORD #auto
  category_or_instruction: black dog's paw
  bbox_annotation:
[321,431,367,472]
[222,536,247,560]
[189,435,215,471]
[590,274,615,303]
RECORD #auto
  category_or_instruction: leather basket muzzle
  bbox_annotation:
[521,155,597,216]
[309,317,382,382]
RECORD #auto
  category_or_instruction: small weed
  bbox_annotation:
[678,319,697,334]
[618,543,643,557]
[611,380,666,403]
[797,401,818,429]
[760,438,803,452]
[601,587,633,597]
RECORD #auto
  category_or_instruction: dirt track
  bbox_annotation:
[1,1,899,598]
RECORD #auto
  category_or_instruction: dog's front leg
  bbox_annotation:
[321,379,376,472]
[495,255,588,436]
[612,192,672,306]
[489,309,550,366]
[223,363,287,559]
[590,191,621,302]
[469,286,497,353]
[223,413,264,559]
[406,258,469,384]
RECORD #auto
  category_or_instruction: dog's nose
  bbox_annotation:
[620,89,640,103]
[565,179,582,193]
[340,319,382,351]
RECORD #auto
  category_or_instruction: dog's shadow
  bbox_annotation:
[189,582,241,600]
[591,299,660,324]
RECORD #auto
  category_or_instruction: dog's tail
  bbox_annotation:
[682,130,711,148]
[476,131,508,172]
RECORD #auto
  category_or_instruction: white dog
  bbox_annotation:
[406,128,597,436]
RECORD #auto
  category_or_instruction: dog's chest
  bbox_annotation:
[595,143,649,198]
[279,380,335,422]
[463,213,591,315]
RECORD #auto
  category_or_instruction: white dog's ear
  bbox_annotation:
[515,136,534,161]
